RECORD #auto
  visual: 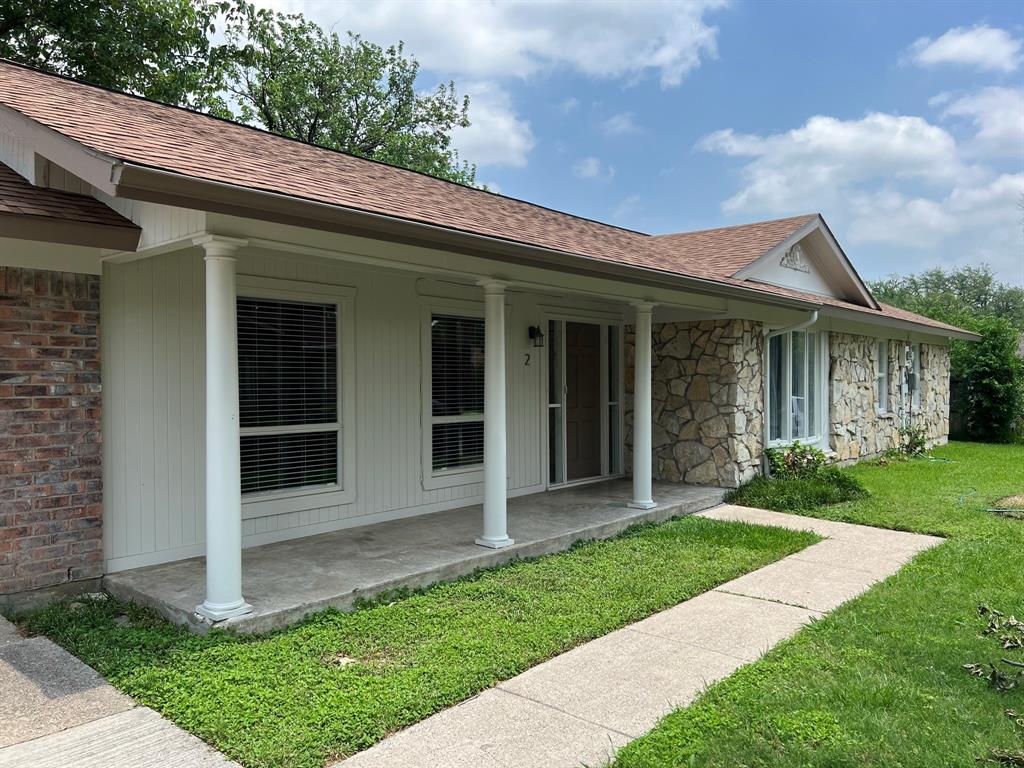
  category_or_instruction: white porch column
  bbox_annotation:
[476,279,514,549]
[629,301,657,510]
[195,235,253,622]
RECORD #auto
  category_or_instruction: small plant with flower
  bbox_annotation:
[766,441,827,480]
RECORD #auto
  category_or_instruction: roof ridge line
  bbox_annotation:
[653,213,819,239]
[0,58,651,238]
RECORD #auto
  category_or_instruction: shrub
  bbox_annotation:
[898,424,928,456]
[953,316,1024,443]
[725,467,868,513]
[765,441,827,479]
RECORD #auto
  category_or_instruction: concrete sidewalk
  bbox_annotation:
[0,611,238,768]
[336,504,942,768]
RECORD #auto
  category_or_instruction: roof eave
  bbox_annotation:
[112,161,823,311]
[817,304,979,341]
[0,211,141,250]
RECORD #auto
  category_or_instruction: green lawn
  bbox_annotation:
[19,514,815,768]
[613,441,1024,768]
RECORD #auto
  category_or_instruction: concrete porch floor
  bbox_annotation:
[103,481,724,634]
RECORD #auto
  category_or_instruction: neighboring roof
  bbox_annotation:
[0,163,140,249]
[0,60,973,338]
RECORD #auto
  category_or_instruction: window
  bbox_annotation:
[767,330,826,445]
[875,340,888,413]
[238,296,340,495]
[429,313,485,474]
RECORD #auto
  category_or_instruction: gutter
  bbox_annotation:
[764,310,819,337]
[109,161,819,311]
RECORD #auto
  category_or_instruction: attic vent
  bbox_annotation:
[780,244,810,273]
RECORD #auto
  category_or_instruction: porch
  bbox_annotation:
[103,481,724,634]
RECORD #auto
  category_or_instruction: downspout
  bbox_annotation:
[761,310,820,477]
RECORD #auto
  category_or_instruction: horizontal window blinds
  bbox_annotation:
[237,296,340,494]
[431,314,485,472]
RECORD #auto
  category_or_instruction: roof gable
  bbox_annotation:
[733,217,879,309]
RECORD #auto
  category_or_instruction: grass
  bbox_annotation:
[19,514,816,768]
[612,441,1024,768]
[725,466,869,512]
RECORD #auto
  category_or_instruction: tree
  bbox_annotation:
[223,5,475,185]
[0,0,237,115]
[870,266,1024,331]
[953,316,1024,443]
[869,266,1024,442]
[0,1,477,184]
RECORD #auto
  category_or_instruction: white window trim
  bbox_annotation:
[421,298,502,491]
[875,339,889,415]
[765,328,829,450]
[237,275,357,519]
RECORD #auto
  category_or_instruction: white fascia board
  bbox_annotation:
[733,216,879,310]
[0,104,120,195]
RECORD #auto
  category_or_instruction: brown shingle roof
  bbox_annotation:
[650,215,818,280]
[0,61,970,337]
[0,162,140,248]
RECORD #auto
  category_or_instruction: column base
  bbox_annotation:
[475,536,515,549]
[627,500,657,510]
[195,599,254,622]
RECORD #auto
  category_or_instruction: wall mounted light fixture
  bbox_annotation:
[528,325,545,348]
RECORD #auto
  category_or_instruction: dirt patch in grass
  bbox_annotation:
[995,495,1024,509]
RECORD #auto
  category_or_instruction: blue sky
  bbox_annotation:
[267,1,1022,285]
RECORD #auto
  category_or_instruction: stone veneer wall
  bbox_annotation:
[829,333,950,462]
[0,267,103,597]
[625,319,764,488]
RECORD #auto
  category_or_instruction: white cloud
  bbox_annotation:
[573,157,615,180]
[906,24,1022,72]
[268,0,727,87]
[601,112,642,136]
[941,87,1024,157]
[453,81,536,167]
[697,113,964,213]
[613,194,643,220]
[558,97,579,114]
[699,110,1024,283]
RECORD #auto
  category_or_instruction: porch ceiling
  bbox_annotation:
[103,481,724,634]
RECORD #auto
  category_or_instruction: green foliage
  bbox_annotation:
[765,440,827,479]
[899,424,929,456]
[869,266,1024,332]
[21,517,815,768]
[725,467,869,513]
[614,442,1024,768]
[0,0,238,115]
[869,266,1024,443]
[0,0,478,184]
[955,316,1024,443]
[223,7,475,185]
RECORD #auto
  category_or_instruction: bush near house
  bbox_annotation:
[726,442,869,512]
[613,441,1024,768]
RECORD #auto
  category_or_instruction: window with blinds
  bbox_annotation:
[238,296,340,495]
[430,313,485,473]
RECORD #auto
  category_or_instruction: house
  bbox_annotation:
[0,61,974,626]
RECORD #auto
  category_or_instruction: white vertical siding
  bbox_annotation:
[102,247,557,571]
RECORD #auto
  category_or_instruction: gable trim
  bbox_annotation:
[732,215,879,310]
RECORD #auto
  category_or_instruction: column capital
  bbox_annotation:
[630,300,656,313]
[193,234,249,260]
[477,278,510,295]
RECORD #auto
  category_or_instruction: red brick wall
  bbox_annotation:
[0,267,102,595]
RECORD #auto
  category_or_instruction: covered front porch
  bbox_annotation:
[103,481,724,634]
